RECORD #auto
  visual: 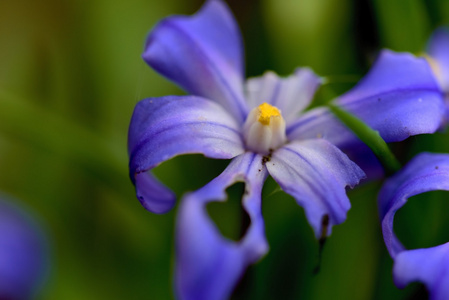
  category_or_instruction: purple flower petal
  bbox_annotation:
[288,50,445,145]
[427,27,449,92]
[379,153,449,257]
[393,243,449,300]
[266,139,365,238]
[378,153,449,299]
[336,50,444,141]
[176,153,268,300]
[143,0,248,122]
[245,68,321,123]
[128,95,245,213]
[0,198,49,299]
[285,107,385,179]
[286,106,355,148]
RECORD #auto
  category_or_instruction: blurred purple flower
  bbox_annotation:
[379,153,449,300]
[0,198,49,300]
[128,0,445,298]
[427,27,449,124]
[427,27,449,93]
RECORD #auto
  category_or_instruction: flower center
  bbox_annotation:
[243,102,287,155]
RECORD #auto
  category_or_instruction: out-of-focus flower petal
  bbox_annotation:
[379,153,449,257]
[286,50,445,178]
[336,50,444,141]
[133,172,177,215]
[143,0,248,122]
[0,198,49,300]
[378,153,449,299]
[287,50,445,145]
[393,243,449,300]
[266,139,365,238]
[176,152,268,300]
[286,108,385,179]
[128,95,245,213]
[427,27,449,92]
[287,106,353,148]
[245,68,321,123]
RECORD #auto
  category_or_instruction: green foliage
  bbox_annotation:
[0,0,448,299]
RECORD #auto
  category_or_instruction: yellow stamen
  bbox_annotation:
[257,103,281,125]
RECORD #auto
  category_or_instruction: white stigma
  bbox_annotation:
[243,103,287,155]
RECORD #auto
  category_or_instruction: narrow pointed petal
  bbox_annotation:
[427,27,449,91]
[143,0,248,122]
[378,153,449,300]
[287,50,445,145]
[266,139,365,238]
[245,68,321,122]
[128,95,245,213]
[176,153,268,300]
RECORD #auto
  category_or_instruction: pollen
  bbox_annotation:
[257,103,281,125]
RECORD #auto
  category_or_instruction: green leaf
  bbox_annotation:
[372,0,430,52]
[328,103,401,175]
[0,89,130,196]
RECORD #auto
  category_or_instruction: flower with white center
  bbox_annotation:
[128,1,445,299]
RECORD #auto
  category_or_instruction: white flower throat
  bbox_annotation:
[243,103,287,155]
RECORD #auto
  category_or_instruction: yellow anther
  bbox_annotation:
[257,103,281,125]
[243,102,287,154]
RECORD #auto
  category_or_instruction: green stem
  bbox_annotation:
[328,103,401,175]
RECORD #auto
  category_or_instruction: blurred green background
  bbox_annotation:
[1,0,449,299]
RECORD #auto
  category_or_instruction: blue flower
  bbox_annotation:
[427,27,449,125]
[379,153,449,300]
[128,1,445,298]
[0,197,49,300]
[427,27,449,93]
